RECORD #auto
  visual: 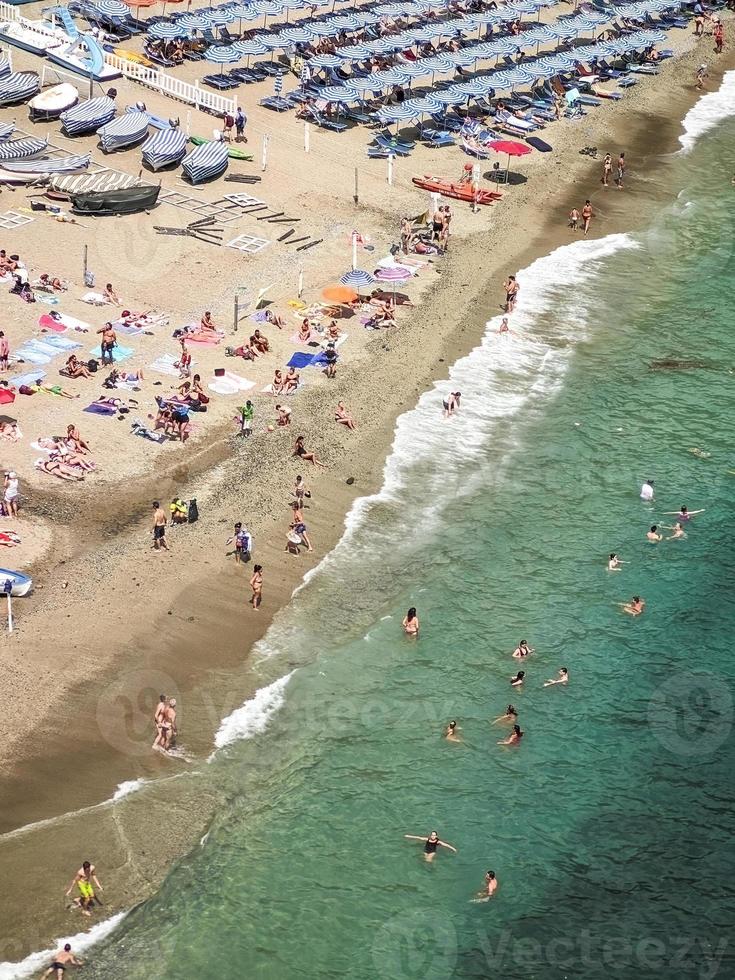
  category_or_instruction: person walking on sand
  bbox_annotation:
[403,606,419,635]
[0,331,9,371]
[4,471,18,518]
[41,944,83,979]
[65,860,102,916]
[615,152,625,189]
[250,564,263,610]
[693,0,705,35]
[602,152,612,186]
[235,107,247,142]
[582,200,593,234]
[568,207,579,231]
[152,501,169,552]
[696,63,708,89]
[404,830,457,863]
[400,216,412,254]
[714,20,724,54]
[503,274,519,313]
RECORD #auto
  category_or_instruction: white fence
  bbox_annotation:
[103,53,236,117]
[0,1,21,22]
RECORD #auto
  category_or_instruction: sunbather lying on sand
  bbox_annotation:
[230,342,258,361]
[32,381,79,399]
[35,274,66,292]
[264,309,284,330]
[0,421,21,442]
[63,355,91,380]
[0,530,20,546]
[35,457,85,481]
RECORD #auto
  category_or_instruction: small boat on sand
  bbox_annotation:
[411,174,501,205]
[70,182,161,216]
[189,135,253,161]
[28,82,79,121]
[0,568,32,597]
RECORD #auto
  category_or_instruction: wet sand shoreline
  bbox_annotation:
[1,29,732,963]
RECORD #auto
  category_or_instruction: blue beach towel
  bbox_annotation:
[286,351,315,369]
[11,370,46,387]
[14,348,51,365]
[89,344,134,363]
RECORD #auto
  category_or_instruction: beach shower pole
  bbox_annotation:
[262,134,269,172]
[82,244,88,283]
[387,153,394,186]
[353,167,359,206]
[3,581,12,634]
[351,232,357,271]
[298,269,304,298]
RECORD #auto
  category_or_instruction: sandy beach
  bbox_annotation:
[0,1,732,959]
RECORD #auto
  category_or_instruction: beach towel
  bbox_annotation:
[37,294,60,306]
[88,344,134,364]
[11,371,46,388]
[83,402,118,415]
[208,378,241,395]
[289,332,321,347]
[186,334,222,346]
[526,136,552,153]
[14,348,52,365]
[131,419,166,443]
[38,336,82,351]
[223,371,255,391]
[286,352,315,369]
[249,310,269,323]
[81,292,110,306]
[149,353,187,378]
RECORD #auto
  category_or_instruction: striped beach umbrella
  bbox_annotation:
[402,94,443,114]
[355,11,381,25]
[177,13,209,30]
[373,2,409,14]
[206,10,236,26]
[280,26,312,42]
[309,53,344,68]
[315,84,358,102]
[378,103,421,122]
[374,265,412,299]
[397,61,431,78]
[93,0,131,17]
[252,0,283,13]
[274,70,284,95]
[206,44,240,80]
[340,269,374,287]
[308,21,339,37]
[148,21,187,38]
[234,38,268,55]
[335,44,372,59]
[331,14,361,30]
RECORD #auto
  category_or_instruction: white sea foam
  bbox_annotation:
[0,913,127,980]
[212,671,295,752]
[111,778,147,801]
[679,69,735,152]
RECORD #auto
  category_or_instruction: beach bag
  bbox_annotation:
[188,498,199,523]
[84,270,95,288]
[18,385,35,395]
[87,359,99,373]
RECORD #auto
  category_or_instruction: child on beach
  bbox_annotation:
[568,207,579,231]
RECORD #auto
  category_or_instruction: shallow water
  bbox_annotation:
[8,82,735,980]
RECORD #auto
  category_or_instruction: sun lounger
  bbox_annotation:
[311,110,347,133]
[259,96,292,112]
[202,75,240,90]
[422,129,455,148]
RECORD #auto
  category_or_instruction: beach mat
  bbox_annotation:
[88,344,134,363]
[149,353,185,378]
[526,136,553,152]
[286,352,316,369]
[11,371,46,388]
[83,402,118,415]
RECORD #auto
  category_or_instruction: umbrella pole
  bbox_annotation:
[351,232,357,271]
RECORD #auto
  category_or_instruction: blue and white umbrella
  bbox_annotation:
[234,38,268,55]
[397,61,430,78]
[280,26,312,42]
[309,53,344,68]
[340,269,375,288]
[256,33,288,49]
[308,21,339,37]
[445,50,478,67]
[430,88,464,104]
[347,74,386,91]
[331,14,361,30]
[402,94,443,114]
[177,13,210,31]
[335,44,373,59]
[205,10,236,26]
[373,2,409,14]
[206,44,240,80]
[93,0,131,18]
[252,0,284,14]
[354,11,381,25]
[148,22,187,39]
[378,103,422,122]
[316,85,361,102]
[273,70,284,95]
[229,4,258,17]
[421,54,456,74]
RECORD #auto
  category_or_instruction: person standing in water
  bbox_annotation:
[663,505,705,523]
[640,479,654,501]
[544,667,569,687]
[582,200,593,235]
[608,553,630,571]
[647,525,663,542]
[615,152,625,189]
[512,639,534,659]
[664,522,687,540]
[65,860,103,916]
[403,607,419,635]
[41,944,83,979]
[498,724,523,746]
[442,392,461,418]
[445,720,462,742]
[404,830,457,863]
[602,152,612,186]
[476,870,498,899]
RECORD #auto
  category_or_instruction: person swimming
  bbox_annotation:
[445,720,462,742]
[498,724,523,746]
[646,525,662,542]
[663,505,705,522]
[492,705,518,724]
[544,667,569,687]
[620,596,645,616]
[477,870,498,899]
[404,830,457,863]
[510,670,525,687]
[403,607,419,636]
[664,522,687,540]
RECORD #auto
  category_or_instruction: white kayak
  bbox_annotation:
[28,82,78,121]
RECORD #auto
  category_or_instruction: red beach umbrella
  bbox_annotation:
[487,139,532,182]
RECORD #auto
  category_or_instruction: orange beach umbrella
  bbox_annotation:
[321,285,359,304]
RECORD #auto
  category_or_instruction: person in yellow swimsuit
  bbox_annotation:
[65,860,103,916]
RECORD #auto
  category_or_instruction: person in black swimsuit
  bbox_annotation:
[293,435,327,468]
[42,944,83,978]
[404,830,458,863]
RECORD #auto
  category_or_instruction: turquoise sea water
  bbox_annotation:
[10,85,735,980]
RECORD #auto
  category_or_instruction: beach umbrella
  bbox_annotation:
[316,85,360,102]
[331,14,361,29]
[206,10,236,27]
[374,265,412,300]
[378,103,422,122]
[280,27,312,42]
[421,54,456,75]
[335,44,372,59]
[234,37,268,55]
[373,2,409,14]
[397,61,431,78]
[308,21,339,37]
[255,33,288,49]
[273,70,284,96]
[402,94,443,114]
[148,21,187,38]
[205,44,240,81]
[94,0,131,17]
[340,269,374,287]
[488,138,531,180]
[309,53,344,68]
[177,13,209,30]
[252,0,283,13]
[322,285,359,304]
